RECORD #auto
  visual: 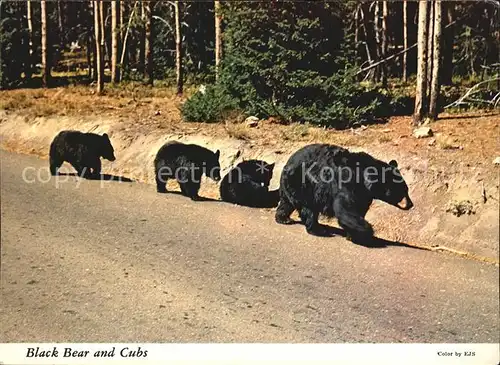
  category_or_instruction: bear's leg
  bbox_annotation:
[179,181,200,201]
[334,192,374,243]
[72,163,90,178]
[299,207,324,236]
[49,155,63,176]
[275,194,295,224]
[184,181,201,201]
[90,159,102,179]
[177,168,201,200]
[155,165,168,193]
[49,141,62,175]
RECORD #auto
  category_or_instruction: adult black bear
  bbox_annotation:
[220,159,279,208]
[49,130,116,178]
[275,144,413,242]
[154,141,221,200]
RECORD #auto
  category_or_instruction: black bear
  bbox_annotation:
[219,159,280,208]
[275,143,413,242]
[154,141,221,200]
[49,130,116,178]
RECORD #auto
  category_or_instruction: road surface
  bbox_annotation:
[1,151,498,342]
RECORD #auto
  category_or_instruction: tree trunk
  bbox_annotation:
[144,1,153,85]
[429,0,442,120]
[174,0,183,95]
[57,0,64,47]
[374,2,381,82]
[402,0,408,82]
[354,5,359,68]
[94,0,104,94]
[120,1,126,40]
[100,1,107,70]
[120,1,138,74]
[111,0,121,83]
[41,0,50,87]
[214,0,222,80]
[427,1,435,88]
[360,5,374,66]
[413,0,429,125]
[87,33,93,80]
[26,0,33,80]
[138,1,146,75]
[381,0,388,87]
[441,3,454,85]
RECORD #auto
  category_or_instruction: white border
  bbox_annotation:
[0,344,499,365]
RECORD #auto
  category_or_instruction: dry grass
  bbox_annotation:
[225,122,253,140]
[436,135,462,150]
[1,85,498,171]
[280,123,310,141]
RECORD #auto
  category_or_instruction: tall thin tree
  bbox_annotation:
[381,0,388,87]
[402,0,408,82]
[374,2,381,82]
[111,0,121,83]
[139,1,146,74]
[414,0,429,125]
[214,0,222,80]
[94,0,104,94]
[41,0,51,87]
[442,4,454,85]
[26,0,33,80]
[144,1,153,85]
[57,0,64,47]
[427,1,435,88]
[429,0,442,120]
[174,0,183,95]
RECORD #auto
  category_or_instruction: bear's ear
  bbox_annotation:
[333,149,349,166]
[389,159,398,168]
[215,150,220,159]
[103,133,109,139]
[268,162,275,171]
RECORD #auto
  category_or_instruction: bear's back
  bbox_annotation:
[55,130,102,147]
[155,141,214,165]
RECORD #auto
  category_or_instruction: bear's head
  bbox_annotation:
[368,159,413,210]
[205,149,221,182]
[254,161,275,188]
[333,150,413,210]
[100,133,116,161]
[238,160,275,188]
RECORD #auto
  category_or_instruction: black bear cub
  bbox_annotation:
[220,159,279,208]
[49,130,116,178]
[275,144,413,242]
[154,141,221,201]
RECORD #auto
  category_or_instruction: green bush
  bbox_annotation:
[181,84,240,123]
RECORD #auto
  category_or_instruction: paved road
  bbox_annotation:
[1,151,498,343]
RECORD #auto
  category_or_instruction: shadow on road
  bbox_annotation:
[57,172,134,183]
[156,190,220,202]
[285,220,425,250]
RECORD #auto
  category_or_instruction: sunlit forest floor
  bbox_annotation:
[1,79,498,171]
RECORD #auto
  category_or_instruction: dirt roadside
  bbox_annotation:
[1,88,499,262]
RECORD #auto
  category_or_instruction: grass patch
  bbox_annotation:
[225,122,252,140]
[280,123,310,141]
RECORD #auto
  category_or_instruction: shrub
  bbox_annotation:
[181,84,240,123]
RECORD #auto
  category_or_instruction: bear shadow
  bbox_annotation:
[287,220,425,251]
[57,172,134,183]
[157,190,220,203]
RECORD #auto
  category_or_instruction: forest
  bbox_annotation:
[0,1,499,128]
